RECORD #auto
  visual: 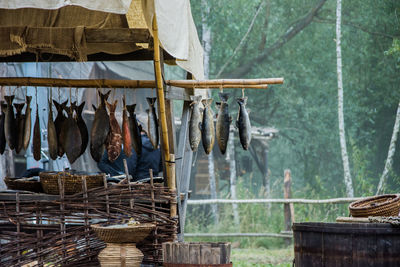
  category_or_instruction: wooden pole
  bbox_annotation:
[0,77,281,89]
[152,17,177,226]
[283,169,294,245]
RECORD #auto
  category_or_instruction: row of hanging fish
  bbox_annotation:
[0,90,159,165]
[189,92,251,155]
[89,91,159,164]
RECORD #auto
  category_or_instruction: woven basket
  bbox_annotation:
[4,177,43,193]
[98,243,143,267]
[39,171,105,195]
[92,223,155,243]
[349,194,400,217]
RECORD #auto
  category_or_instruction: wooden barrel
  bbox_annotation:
[293,222,400,267]
[162,242,232,266]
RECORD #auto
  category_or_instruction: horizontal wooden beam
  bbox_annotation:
[0,77,283,89]
[85,28,151,43]
[187,197,365,205]
[170,78,284,88]
[184,232,292,238]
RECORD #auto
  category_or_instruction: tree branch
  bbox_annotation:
[215,3,265,78]
[314,15,396,39]
[222,0,327,78]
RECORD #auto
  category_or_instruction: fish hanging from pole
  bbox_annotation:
[53,100,68,157]
[23,96,32,150]
[106,100,122,162]
[216,92,232,155]
[33,104,41,161]
[0,101,6,154]
[73,101,88,156]
[47,100,58,160]
[122,96,132,157]
[201,98,215,155]
[4,95,16,150]
[146,97,159,150]
[126,103,142,156]
[14,103,25,154]
[236,97,252,150]
[90,90,110,162]
[189,95,203,151]
[62,105,82,164]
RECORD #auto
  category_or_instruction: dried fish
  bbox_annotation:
[47,100,58,160]
[126,104,142,156]
[146,97,159,149]
[53,100,68,157]
[62,106,82,164]
[90,90,110,162]
[23,96,32,150]
[106,100,122,162]
[4,96,16,150]
[33,105,41,161]
[201,98,215,155]
[14,103,25,154]
[189,95,203,151]
[73,101,88,156]
[0,102,6,154]
[216,92,231,155]
[122,96,132,157]
[236,97,252,150]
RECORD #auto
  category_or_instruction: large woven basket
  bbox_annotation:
[349,194,400,217]
[4,177,43,193]
[39,171,105,195]
[92,223,155,243]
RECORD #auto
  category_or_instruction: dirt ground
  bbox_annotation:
[231,248,294,267]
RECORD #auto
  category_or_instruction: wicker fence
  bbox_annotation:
[0,178,177,266]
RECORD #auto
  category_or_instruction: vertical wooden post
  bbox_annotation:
[284,169,294,243]
[152,16,177,228]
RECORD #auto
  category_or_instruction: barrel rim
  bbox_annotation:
[293,222,400,234]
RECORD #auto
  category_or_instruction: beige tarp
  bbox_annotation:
[0,0,204,79]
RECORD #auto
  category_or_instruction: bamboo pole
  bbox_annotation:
[152,16,177,224]
[187,197,365,205]
[0,77,281,89]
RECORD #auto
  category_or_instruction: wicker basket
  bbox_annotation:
[39,171,105,195]
[92,223,155,243]
[4,177,43,193]
[349,194,400,217]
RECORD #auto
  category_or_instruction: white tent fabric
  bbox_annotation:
[0,0,131,14]
[0,0,204,79]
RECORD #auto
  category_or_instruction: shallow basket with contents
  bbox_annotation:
[39,171,105,195]
[349,194,400,217]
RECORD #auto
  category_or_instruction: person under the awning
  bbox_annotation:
[97,116,162,181]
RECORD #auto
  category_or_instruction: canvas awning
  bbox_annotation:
[0,0,204,79]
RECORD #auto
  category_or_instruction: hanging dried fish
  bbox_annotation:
[73,101,88,156]
[201,98,215,155]
[236,97,252,150]
[62,106,82,164]
[189,95,203,152]
[216,92,232,155]
[47,100,58,160]
[23,96,32,150]
[126,104,142,156]
[122,96,132,157]
[0,102,6,154]
[14,103,25,154]
[106,100,122,162]
[4,95,16,150]
[146,97,159,149]
[90,90,110,162]
[33,104,41,161]
[53,100,68,157]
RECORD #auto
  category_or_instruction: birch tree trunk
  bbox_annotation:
[376,101,400,195]
[336,0,354,197]
[201,0,219,224]
[227,130,239,225]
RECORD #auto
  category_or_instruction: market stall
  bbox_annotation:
[0,0,284,266]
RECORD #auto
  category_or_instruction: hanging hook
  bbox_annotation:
[242,87,245,98]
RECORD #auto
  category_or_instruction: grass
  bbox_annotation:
[231,248,293,267]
